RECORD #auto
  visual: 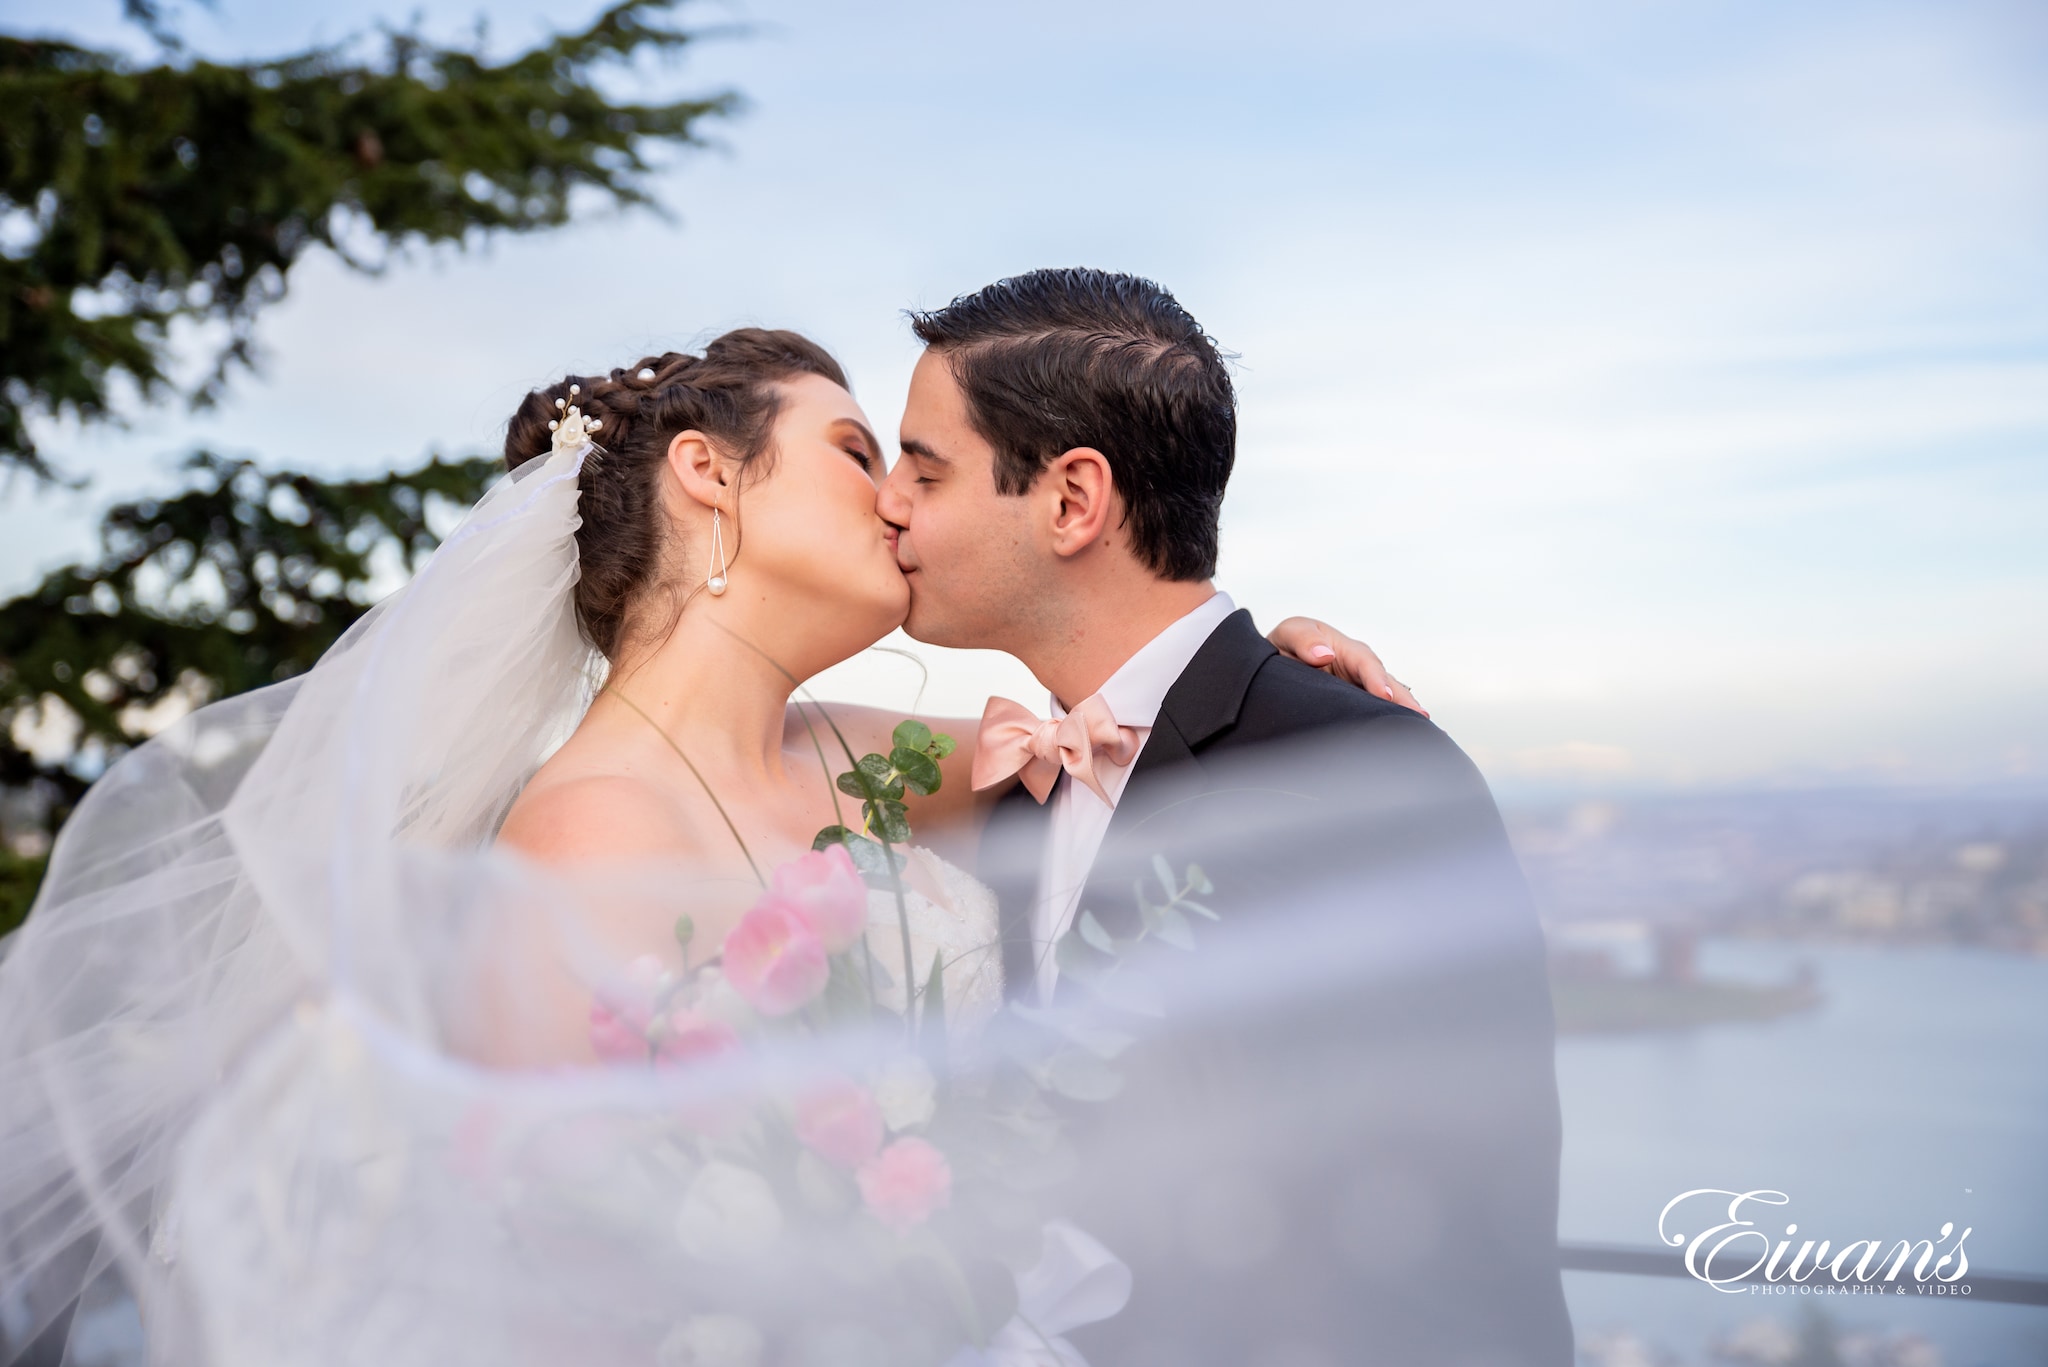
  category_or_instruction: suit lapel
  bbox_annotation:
[1082,609,1277,942]
[1102,608,1275,847]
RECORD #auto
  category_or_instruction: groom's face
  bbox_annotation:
[878,350,1044,649]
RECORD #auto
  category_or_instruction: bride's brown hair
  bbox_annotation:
[504,328,849,659]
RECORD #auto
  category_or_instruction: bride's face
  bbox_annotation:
[723,374,908,659]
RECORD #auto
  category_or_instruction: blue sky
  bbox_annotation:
[4,0,2045,791]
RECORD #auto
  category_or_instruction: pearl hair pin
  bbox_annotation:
[546,381,602,455]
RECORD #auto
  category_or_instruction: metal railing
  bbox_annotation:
[1559,1241,2048,1307]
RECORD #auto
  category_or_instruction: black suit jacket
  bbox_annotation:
[978,609,1574,1366]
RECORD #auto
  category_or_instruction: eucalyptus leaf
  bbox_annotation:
[1054,928,1105,980]
[921,949,948,1057]
[1180,899,1221,921]
[928,733,958,760]
[872,800,912,844]
[1154,903,1195,951]
[892,719,933,753]
[843,753,907,802]
[823,950,872,1019]
[1005,1003,1136,1059]
[1045,1048,1124,1101]
[821,828,902,882]
[893,746,943,796]
[1056,1019,1138,1059]
[1186,864,1213,894]
[1077,908,1116,954]
[1151,854,1176,895]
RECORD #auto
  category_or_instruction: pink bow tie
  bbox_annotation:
[971,694,1141,805]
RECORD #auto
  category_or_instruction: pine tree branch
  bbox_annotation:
[0,0,735,479]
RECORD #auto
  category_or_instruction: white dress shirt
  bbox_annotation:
[1029,590,1238,1002]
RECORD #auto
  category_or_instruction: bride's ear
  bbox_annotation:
[666,430,731,510]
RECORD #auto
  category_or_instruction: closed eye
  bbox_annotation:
[843,445,874,472]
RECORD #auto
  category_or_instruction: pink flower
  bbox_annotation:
[793,1079,885,1170]
[770,845,869,953]
[587,954,670,1062]
[588,1001,650,1062]
[856,1136,953,1231]
[720,900,829,1017]
[655,1008,741,1066]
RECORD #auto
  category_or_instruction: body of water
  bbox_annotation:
[1555,938,2048,1365]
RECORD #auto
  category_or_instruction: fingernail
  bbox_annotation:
[1309,645,1335,661]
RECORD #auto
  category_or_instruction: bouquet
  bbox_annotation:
[569,716,1220,1367]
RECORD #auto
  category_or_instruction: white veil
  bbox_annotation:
[0,437,1573,1366]
[0,445,601,1361]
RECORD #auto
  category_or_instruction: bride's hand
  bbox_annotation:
[1267,617,1428,716]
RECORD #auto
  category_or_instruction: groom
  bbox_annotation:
[877,268,1572,1365]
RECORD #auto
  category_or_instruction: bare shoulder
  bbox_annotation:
[497,771,700,865]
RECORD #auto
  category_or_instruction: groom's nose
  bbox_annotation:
[875,457,911,530]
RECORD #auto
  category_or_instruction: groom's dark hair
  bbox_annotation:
[908,268,1235,581]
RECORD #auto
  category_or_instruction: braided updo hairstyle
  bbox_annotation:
[504,328,850,659]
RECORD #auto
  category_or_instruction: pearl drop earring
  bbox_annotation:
[706,509,729,596]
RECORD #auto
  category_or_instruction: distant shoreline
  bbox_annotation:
[1550,974,1822,1035]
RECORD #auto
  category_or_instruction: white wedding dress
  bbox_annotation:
[0,443,1129,1367]
[865,848,1007,1028]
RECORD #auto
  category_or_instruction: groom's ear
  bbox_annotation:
[1044,447,1119,559]
[666,430,730,509]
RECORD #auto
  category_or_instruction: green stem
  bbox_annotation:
[1015,1313,1068,1361]
[864,820,919,1035]
[784,693,884,1006]
[860,936,879,1011]
[793,689,919,1039]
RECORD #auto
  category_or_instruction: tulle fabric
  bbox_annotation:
[0,447,1117,1366]
[0,449,599,1361]
[0,442,1571,1365]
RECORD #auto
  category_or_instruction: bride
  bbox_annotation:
[0,326,1402,1366]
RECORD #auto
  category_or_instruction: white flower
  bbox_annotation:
[675,1162,782,1261]
[658,1314,764,1367]
[872,1056,937,1131]
[694,970,756,1031]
